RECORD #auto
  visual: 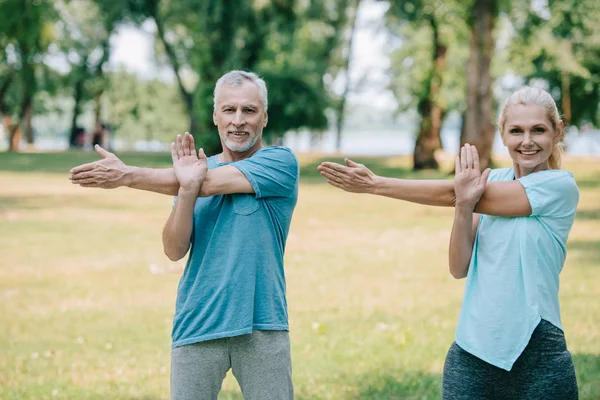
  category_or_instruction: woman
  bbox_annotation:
[318,87,579,399]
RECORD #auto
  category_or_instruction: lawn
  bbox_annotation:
[1,150,599,399]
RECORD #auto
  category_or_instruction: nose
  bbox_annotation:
[522,132,534,147]
[233,110,245,126]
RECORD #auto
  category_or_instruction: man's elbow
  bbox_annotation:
[164,247,187,262]
[449,266,468,279]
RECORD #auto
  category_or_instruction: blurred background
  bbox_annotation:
[1,0,599,165]
[1,1,600,399]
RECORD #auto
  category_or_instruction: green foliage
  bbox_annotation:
[508,0,600,126]
[104,71,188,144]
[385,0,470,116]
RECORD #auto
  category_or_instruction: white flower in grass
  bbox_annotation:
[76,337,85,344]
[31,352,39,359]
[105,343,112,350]
[52,389,59,396]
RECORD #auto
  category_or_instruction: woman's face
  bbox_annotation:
[501,104,562,172]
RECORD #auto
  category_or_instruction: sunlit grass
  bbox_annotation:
[1,152,599,399]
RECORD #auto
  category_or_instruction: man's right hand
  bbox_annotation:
[172,132,207,194]
[69,145,130,189]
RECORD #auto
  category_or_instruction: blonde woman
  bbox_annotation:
[318,87,579,399]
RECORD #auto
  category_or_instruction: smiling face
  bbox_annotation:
[501,103,563,176]
[213,80,268,157]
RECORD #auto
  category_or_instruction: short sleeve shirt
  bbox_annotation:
[171,146,299,347]
[455,168,579,370]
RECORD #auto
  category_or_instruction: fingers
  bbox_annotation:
[472,145,480,171]
[94,144,113,159]
[181,132,190,157]
[170,142,177,163]
[197,147,206,161]
[345,158,359,167]
[70,162,96,175]
[465,143,473,168]
[480,168,491,185]
[460,145,467,170]
[176,134,184,158]
[318,162,349,174]
[319,169,344,185]
[187,132,196,156]
[71,177,102,186]
[455,155,461,174]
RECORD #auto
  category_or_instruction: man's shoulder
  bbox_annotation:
[255,146,297,158]
[251,146,299,168]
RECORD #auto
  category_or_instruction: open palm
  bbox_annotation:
[454,144,491,208]
[171,132,207,191]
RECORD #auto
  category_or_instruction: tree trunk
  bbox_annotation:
[69,78,85,148]
[24,103,33,145]
[561,70,571,127]
[459,0,497,170]
[413,16,448,170]
[335,0,362,153]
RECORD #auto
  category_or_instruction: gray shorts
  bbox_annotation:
[170,330,293,400]
[442,320,578,399]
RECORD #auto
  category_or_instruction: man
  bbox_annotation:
[70,71,298,400]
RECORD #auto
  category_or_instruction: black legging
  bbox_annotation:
[442,320,578,399]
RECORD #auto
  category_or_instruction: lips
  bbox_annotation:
[517,150,540,155]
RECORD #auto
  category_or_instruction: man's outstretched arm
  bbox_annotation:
[69,144,180,195]
[69,134,253,196]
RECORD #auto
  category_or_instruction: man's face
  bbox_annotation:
[213,81,268,153]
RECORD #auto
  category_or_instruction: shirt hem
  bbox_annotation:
[455,315,542,371]
[171,323,289,348]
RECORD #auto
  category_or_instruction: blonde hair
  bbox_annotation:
[497,87,564,169]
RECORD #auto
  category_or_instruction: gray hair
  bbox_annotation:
[213,70,268,111]
[498,86,564,169]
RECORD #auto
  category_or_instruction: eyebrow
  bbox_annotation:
[220,103,259,109]
[507,123,550,129]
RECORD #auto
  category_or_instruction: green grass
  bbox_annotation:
[1,151,599,399]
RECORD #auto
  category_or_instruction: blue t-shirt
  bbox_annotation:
[171,146,299,348]
[455,168,579,370]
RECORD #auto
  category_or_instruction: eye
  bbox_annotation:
[533,126,546,133]
[509,128,521,135]
[244,108,256,114]
[223,108,234,113]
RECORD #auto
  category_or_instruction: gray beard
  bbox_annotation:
[223,134,259,153]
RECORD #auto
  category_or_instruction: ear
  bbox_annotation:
[555,120,564,143]
[263,111,268,128]
[213,110,217,126]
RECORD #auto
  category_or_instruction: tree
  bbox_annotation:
[386,0,469,169]
[132,0,328,155]
[509,0,600,128]
[459,0,504,170]
[0,0,57,151]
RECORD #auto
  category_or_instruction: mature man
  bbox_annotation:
[70,71,298,400]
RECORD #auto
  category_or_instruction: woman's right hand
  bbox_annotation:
[454,144,491,209]
[318,158,378,194]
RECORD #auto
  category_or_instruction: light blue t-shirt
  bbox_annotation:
[171,146,299,348]
[455,168,579,370]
